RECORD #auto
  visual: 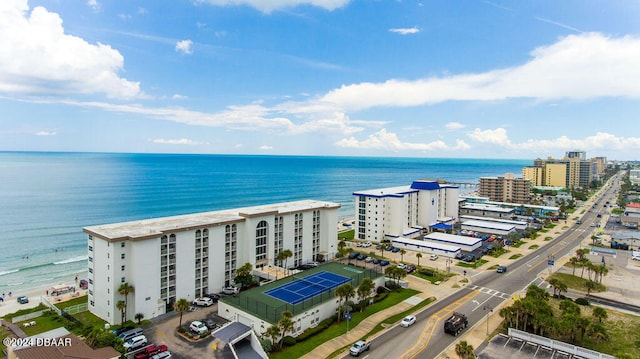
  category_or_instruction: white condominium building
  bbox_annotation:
[353,180,459,242]
[83,200,340,325]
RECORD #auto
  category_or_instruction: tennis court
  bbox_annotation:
[265,271,351,304]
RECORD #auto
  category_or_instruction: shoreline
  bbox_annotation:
[0,271,87,318]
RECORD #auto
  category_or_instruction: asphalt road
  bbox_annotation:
[340,174,621,359]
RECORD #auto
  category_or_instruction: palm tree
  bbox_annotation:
[338,240,347,255]
[265,324,281,350]
[454,340,475,359]
[118,282,135,322]
[281,249,293,274]
[579,257,590,278]
[569,257,579,276]
[380,239,391,258]
[346,247,354,264]
[357,278,374,311]
[174,298,190,328]
[592,306,607,323]
[416,253,422,268]
[116,300,126,325]
[335,283,355,323]
[278,310,294,342]
[584,280,598,295]
[399,249,406,262]
[134,312,144,324]
[548,278,560,297]
[276,250,288,277]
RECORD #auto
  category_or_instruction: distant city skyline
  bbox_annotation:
[1,0,640,159]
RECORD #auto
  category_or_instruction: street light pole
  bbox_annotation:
[483,306,493,335]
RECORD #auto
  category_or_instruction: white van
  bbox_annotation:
[150,351,172,359]
[119,327,144,342]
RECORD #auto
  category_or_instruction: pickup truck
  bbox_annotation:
[349,340,370,356]
[444,312,468,336]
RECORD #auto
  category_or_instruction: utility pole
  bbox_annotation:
[483,305,493,335]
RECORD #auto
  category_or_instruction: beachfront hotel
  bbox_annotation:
[352,180,459,242]
[83,200,340,324]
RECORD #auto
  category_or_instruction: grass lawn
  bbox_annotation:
[457,259,488,269]
[18,311,70,336]
[412,268,455,284]
[488,249,510,258]
[509,254,523,260]
[545,236,553,241]
[487,264,499,270]
[539,229,549,233]
[270,289,419,359]
[512,241,527,248]
[56,295,88,310]
[547,272,606,293]
[338,229,355,241]
[529,244,540,250]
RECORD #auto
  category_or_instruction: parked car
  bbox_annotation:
[348,252,360,259]
[202,318,218,330]
[372,258,380,264]
[379,260,390,266]
[205,293,220,302]
[123,335,147,352]
[463,254,475,263]
[400,315,416,327]
[364,257,374,263]
[397,263,406,269]
[404,264,416,273]
[496,265,507,273]
[222,287,238,295]
[17,296,29,304]
[190,320,208,335]
[356,254,367,260]
[391,247,400,253]
[455,252,465,260]
[112,326,135,336]
[430,254,439,261]
[192,297,214,307]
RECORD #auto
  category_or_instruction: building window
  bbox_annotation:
[121,265,125,271]
[255,220,268,262]
[121,277,125,283]
[121,253,125,259]
[121,242,125,248]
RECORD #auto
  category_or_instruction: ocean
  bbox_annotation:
[0,152,530,296]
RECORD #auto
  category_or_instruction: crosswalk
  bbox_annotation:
[468,285,511,299]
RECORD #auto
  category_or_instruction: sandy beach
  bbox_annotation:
[0,271,87,318]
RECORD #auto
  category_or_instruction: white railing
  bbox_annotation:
[508,328,615,359]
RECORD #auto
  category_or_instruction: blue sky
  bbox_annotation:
[1,0,640,160]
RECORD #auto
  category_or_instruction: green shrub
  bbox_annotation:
[374,292,388,303]
[177,327,186,333]
[376,286,386,294]
[261,339,273,352]
[282,336,296,347]
[575,297,590,306]
[296,322,329,342]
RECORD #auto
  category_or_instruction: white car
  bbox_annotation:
[123,335,147,352]
[222,286,238,295]
[397,263,406,269]
[632,255,640,261]
[400,315,416,327]
[190,320,208,335]
[362,241,372,248]
[430,254,439,261]
[192,297,214,307]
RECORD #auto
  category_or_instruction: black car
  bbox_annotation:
[202,318,218,330]
[112,326,135,336]
[348,252,360,259]
[356,254,367,260]
[205,293,220,302]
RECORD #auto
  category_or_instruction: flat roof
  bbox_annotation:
[84,199,340,241]
[353,185,415,198]
[461,220,515,231]
[392,237,460,252]
[460,203,514,213]
[460,215,527,226]
[425,232,483,246]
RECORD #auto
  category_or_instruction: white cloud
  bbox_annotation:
[35,131,56,136]
[389,27,420,35]
[466,127,640,155]
[175,40,193,55]
[259,145,273,150]
[172,94,188,100]
[195,0,351,13]
[0,0,142,99]
[467,128,512,146]
[335,128,470,152]
[150,138,201,145]
[87,0,100,12]
[445,122,465,130]
[319,33,640,111]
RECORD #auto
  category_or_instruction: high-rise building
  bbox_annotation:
[83,199,339,324]
[522,166,544,187]
[353,180,459,242]
[478,173,531,204]
[565,150,587,160]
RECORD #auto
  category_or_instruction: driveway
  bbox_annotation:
[143,302,233,359]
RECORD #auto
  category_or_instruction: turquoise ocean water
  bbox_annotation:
[0,152,530,295]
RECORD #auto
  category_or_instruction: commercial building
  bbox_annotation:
[458,202,515,219]
[459,215,528,231]
[423,232,483,253]
[390,237,461,258]
[460,219,517,236]
[621,203,640,229]
[353,180,459,242]
[522,151,602,189]
[83,200,340,324]
[478,173,531,203]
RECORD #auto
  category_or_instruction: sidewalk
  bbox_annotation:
[301,274,459,359]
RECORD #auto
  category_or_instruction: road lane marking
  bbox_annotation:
[405,291,478,359]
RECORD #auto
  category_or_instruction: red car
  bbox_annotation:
[134,344,168,359]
